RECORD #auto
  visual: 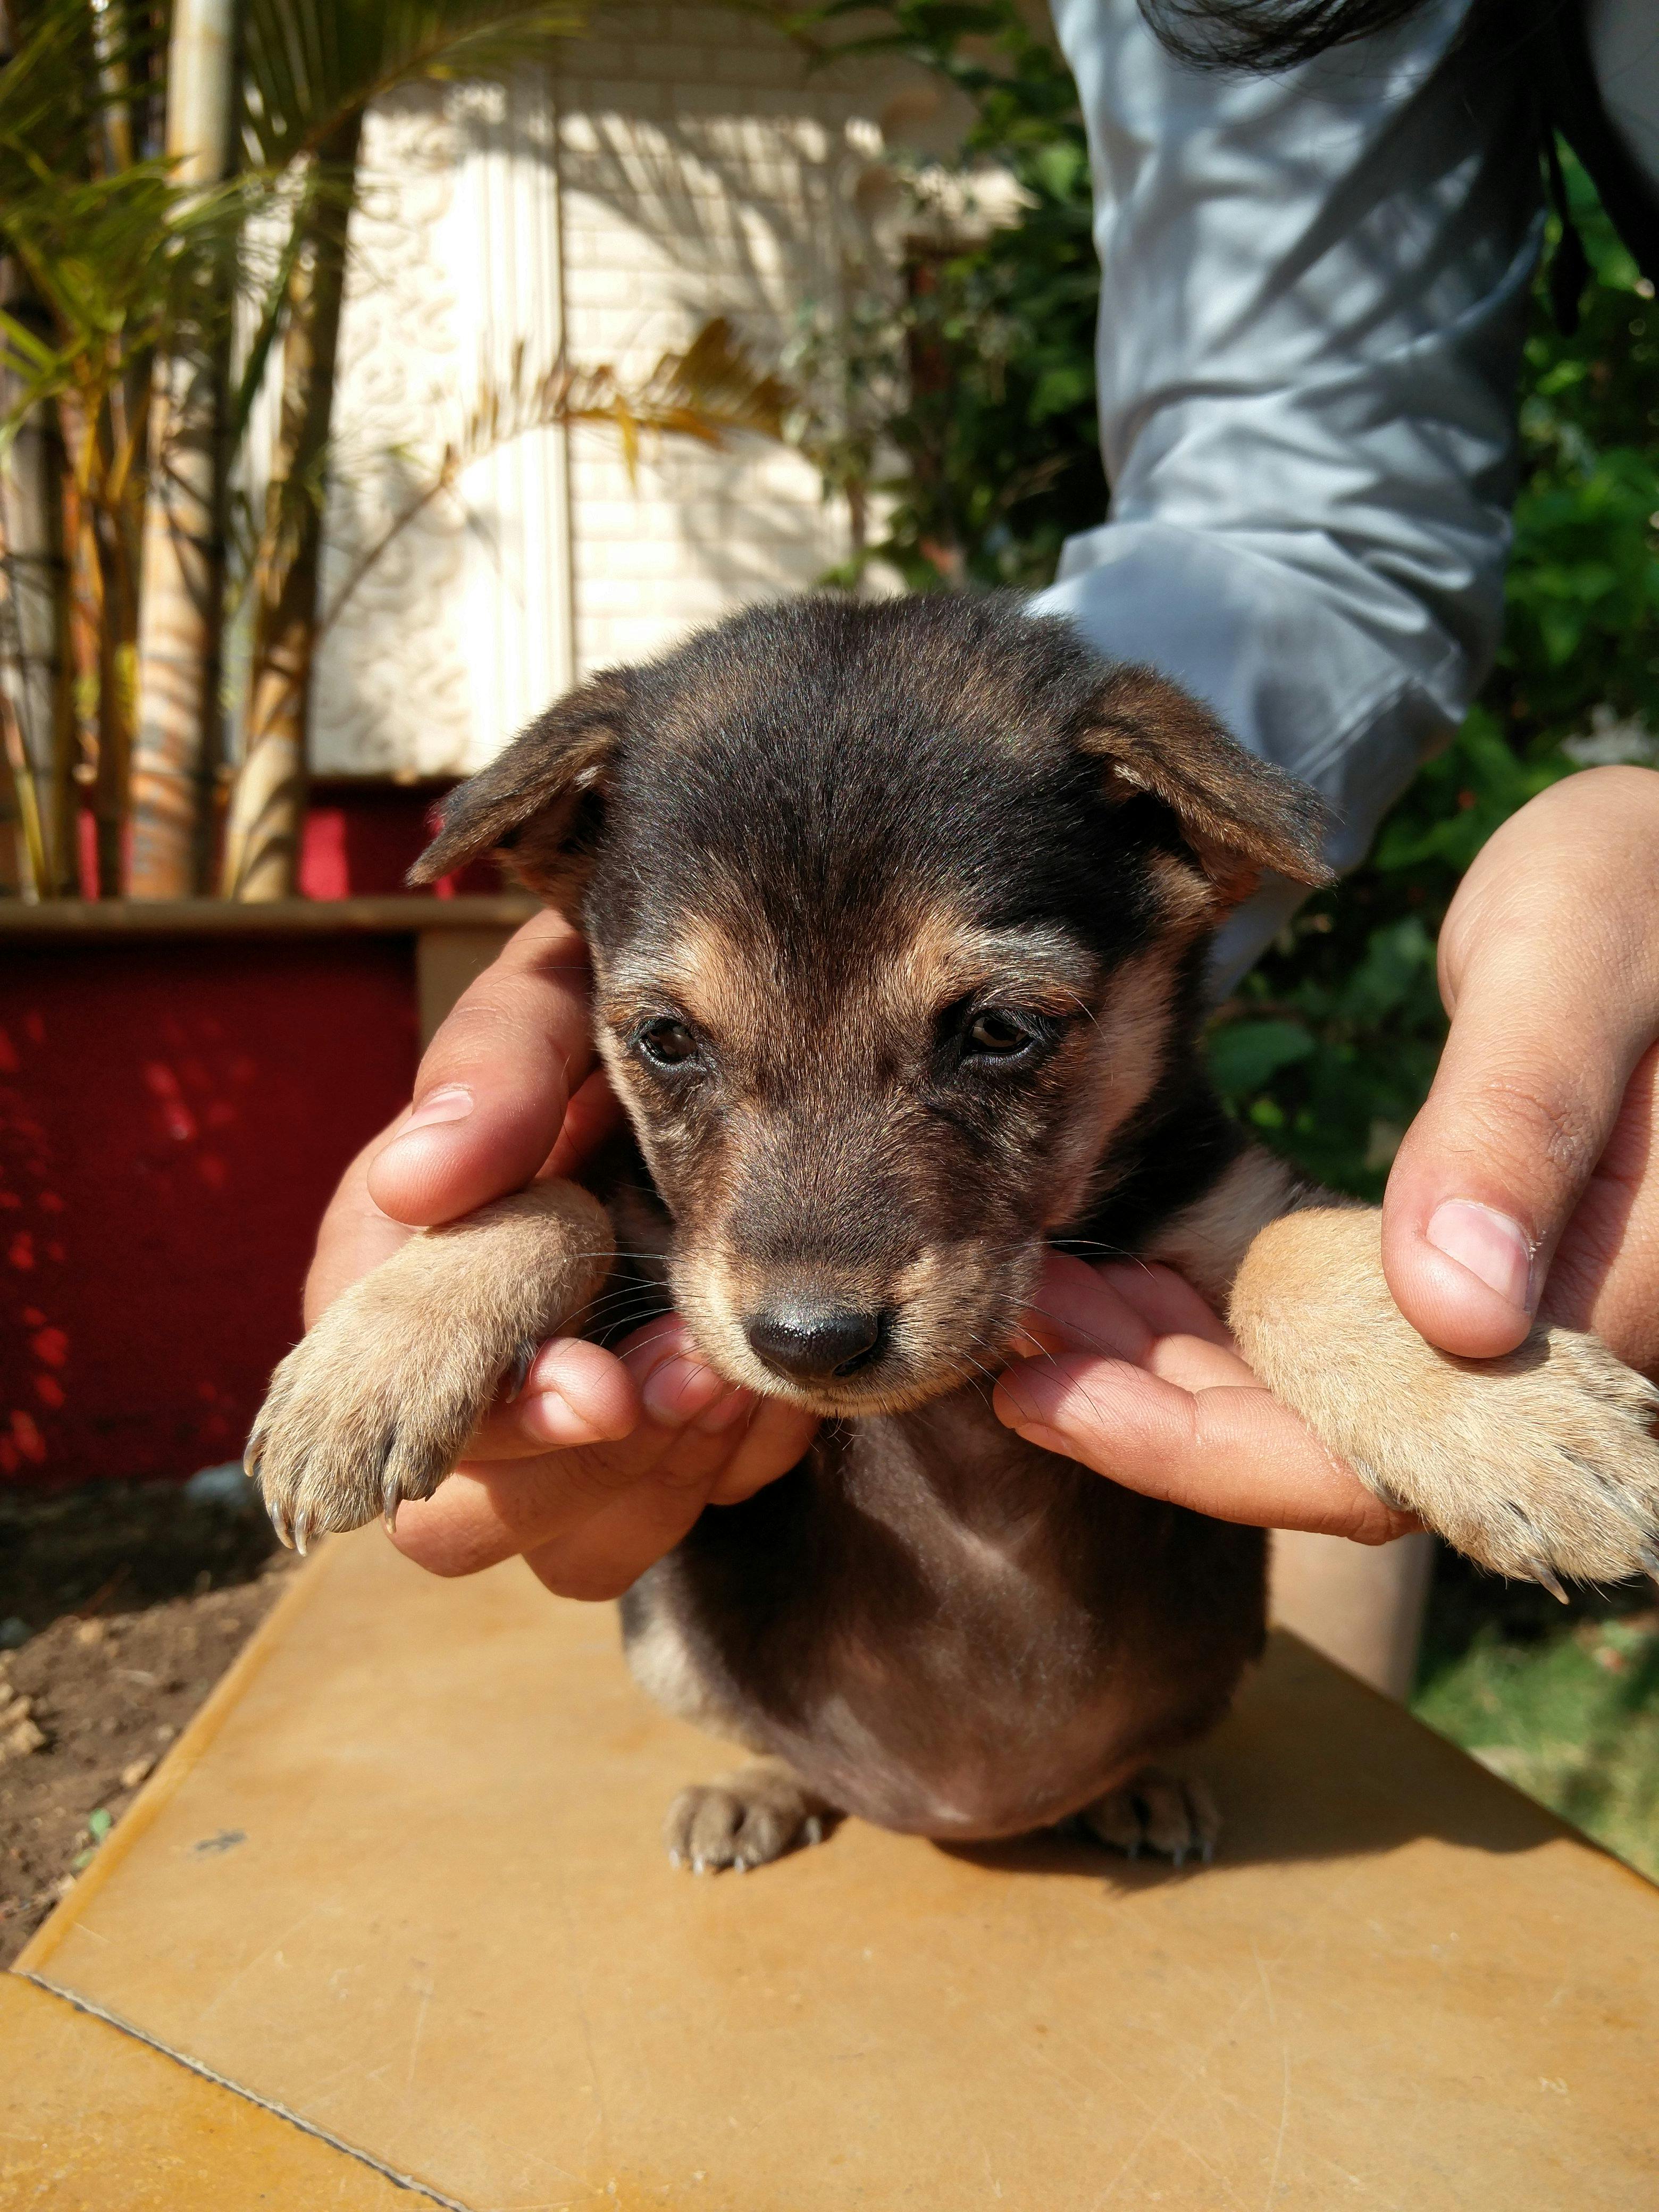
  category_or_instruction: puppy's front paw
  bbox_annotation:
[247,1274,510,1549]
[1078,1769,1219,1866]
[247,1181,613,1549]
[664,1758,835,1874]
[1233,1208,1659,1588]
[1413,1328,1659,1589]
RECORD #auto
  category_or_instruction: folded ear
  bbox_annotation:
[1080,664,1335,904]
[407,669,631,906]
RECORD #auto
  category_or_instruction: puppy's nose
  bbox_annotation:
[745,1302,888,1384]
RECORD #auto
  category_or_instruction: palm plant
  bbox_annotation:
[216,0,588,899]
[1,0,784,902]
[0,0,242,896]
[0,1,902,900]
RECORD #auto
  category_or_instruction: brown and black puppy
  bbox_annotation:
[248,595,1659,1871]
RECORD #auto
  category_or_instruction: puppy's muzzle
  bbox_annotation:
[744,1298,891,1386]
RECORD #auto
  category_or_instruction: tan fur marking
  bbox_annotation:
[624,1598,761,1746]
[1147,1145,1301,1309]
[1144,847,1220,937]
[1231,1206,1659,1582]
[1043,940,1184,1228]
[601,916,762,1049]
[884,914,1099,1026]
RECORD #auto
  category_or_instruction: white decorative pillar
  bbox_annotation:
[448,66,576,761]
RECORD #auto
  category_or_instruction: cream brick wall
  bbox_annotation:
[554,7,909,678]
[309,13,936,773]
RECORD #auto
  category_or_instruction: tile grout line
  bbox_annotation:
[15,1970,477,2212]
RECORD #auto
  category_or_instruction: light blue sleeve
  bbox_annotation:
[1030,0,1546,982]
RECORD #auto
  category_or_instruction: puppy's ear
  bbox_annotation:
[407,669,631,904]
[1080,664,1334,904]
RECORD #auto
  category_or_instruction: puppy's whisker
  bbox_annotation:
[1018,1301,1137,1363]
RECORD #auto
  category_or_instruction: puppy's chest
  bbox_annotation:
[830,1397,1097,1639]
[681,1394,1149,1833]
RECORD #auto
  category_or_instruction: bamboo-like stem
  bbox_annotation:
[0,291,74,894]
[90,476,137,898]
[0,679,48,895]
[221,111,363,901]
[57,398,102,891]
[128,0,237,897]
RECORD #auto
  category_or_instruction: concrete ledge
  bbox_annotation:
[14,1530,1659,2208]
[0,896,539,937]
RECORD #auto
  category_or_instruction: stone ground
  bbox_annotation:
[0,1478,297,1965]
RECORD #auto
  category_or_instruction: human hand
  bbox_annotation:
[992,1253,1416,1544]
[303,911,817,1593]
[1380,765,1659,1376]
[993,766,1659,1540]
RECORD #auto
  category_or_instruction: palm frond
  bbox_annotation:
[240,0,587,171]
[317,322,798,636]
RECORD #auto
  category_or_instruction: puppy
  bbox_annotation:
[249,595,1659,1871]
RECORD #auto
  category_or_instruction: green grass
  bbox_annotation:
[1411,1555,1659,1883]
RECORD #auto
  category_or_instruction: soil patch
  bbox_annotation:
[0,1476,297,1966]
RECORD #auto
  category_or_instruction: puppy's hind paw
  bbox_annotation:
[1078,1769,1219,1869]
[664,1759,835,1874]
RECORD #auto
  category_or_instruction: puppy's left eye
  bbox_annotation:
[636,1017,700,1069]
[964,1008,1036,1059]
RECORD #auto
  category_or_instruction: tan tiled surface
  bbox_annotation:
[17,1530,1659,2210]
[0,1973,443,2208]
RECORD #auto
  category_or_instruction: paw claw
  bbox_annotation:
[291,1507,312,1557]
[1523,1557,1569,1604]
[1080,1768,1219,1868]
[382,1474,401,1537]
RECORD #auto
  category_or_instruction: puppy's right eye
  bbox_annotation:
[636,1018,700,1069]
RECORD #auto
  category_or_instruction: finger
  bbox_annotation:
[544,1068,624,1181]
[1384,774,1659,1358]
[1536,1038,1659,1376]
[706,1396,822,1503]
[386,1321,750,1577]
[1013,1252,1157,1361]
[1082,1259,1237,1350]
[304,1119,415,1326]
[367,910,596,1227]
[993,1354,1412,1544]
[1015,1253,1236,1372]
[461,1337,641,1463]
[527,1393,822,1598]
[522,1475,716,1601]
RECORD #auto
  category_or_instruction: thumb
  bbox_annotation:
[1383,905,1655,1361]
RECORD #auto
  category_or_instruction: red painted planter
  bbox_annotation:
[0,896,530,1493]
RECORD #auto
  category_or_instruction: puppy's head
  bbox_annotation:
[414,597,1329,1415]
